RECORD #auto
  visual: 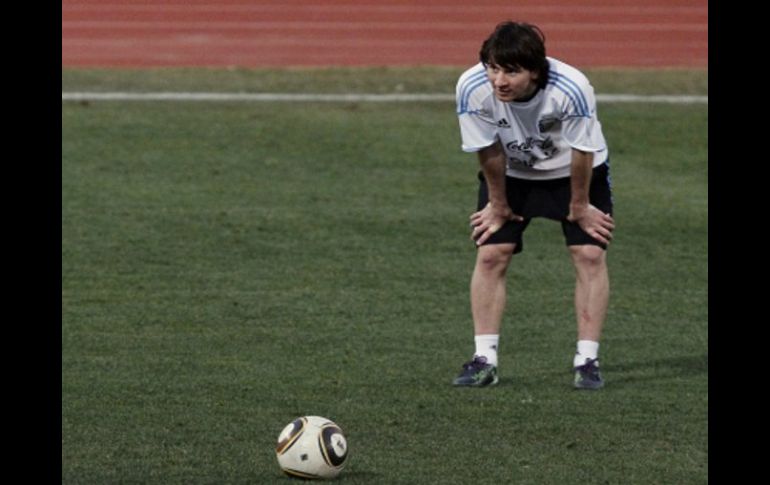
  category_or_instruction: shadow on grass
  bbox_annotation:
[492,353,708,390]
[604,353,708,388]
[275,470,381,482]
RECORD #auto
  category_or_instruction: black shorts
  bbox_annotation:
[476,161,614,254]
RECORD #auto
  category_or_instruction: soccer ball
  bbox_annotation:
[275,416,348,479]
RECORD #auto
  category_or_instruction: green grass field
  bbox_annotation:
[62,67,707,484]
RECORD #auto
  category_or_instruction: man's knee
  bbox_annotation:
[569,245,607,272]
[476,243,515,274]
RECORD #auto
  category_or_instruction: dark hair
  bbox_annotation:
[479,21,549,89]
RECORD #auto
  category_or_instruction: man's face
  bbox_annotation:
[485,63,539,102]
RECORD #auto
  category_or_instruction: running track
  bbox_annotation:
[61,0,708,68]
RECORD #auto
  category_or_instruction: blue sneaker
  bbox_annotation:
[452,356,499,387]
[573,358,604,390]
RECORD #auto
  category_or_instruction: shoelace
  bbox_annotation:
[463,356,489,370]
[576,358,600,377]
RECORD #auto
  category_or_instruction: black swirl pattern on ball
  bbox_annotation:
[318,425,347,467]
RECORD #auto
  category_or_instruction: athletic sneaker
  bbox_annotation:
[452,356,499,387]
[573,358,604,390]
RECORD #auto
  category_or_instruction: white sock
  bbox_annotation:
[474,334,499,367]
[574,340,599,367]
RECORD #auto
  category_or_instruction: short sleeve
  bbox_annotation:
[458,111,498,152]
[456,69,497,152]
[557,81,606,153]
[561,115,606,153]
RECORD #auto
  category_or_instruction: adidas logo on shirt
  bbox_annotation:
[497,118,511,128]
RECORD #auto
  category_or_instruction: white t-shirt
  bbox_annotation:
[456,57,608,180]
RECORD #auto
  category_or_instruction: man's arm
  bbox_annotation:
[470,141,523,246]
[566,149,615,244]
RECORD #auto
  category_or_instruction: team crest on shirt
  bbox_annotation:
[538,116,559,133]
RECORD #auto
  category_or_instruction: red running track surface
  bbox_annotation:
[62,0,708,68]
